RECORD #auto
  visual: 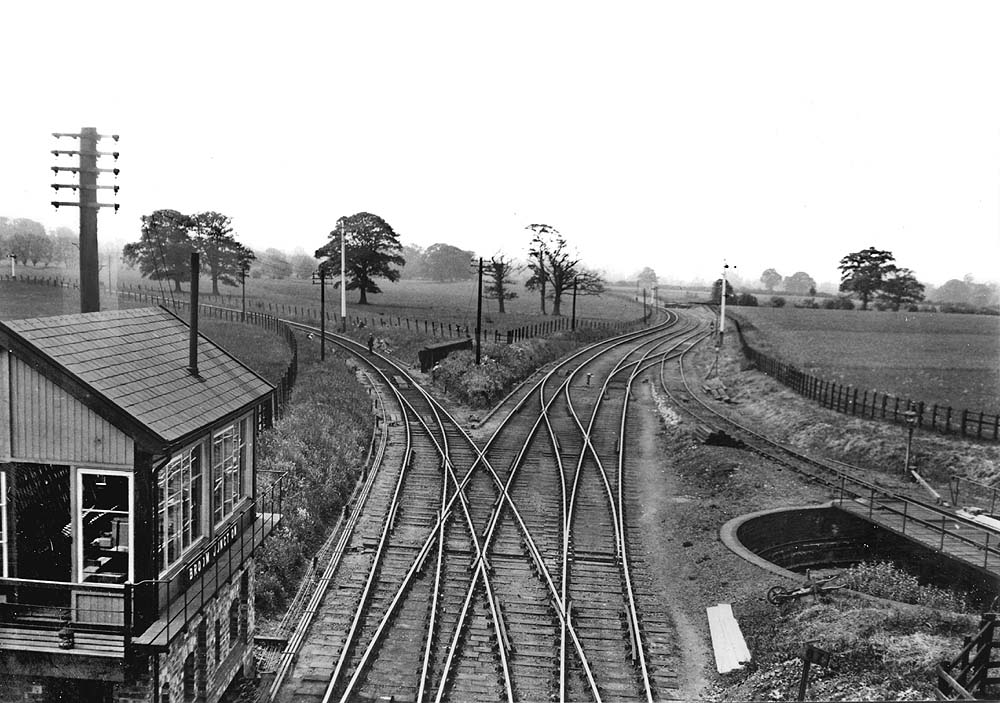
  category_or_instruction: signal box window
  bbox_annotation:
[79,472,131,583]
[212,419,248,526]
[157,444,204,574]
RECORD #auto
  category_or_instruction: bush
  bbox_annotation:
[822,296,856,310]
[736,292,758,306]
[842,561,972,612]
[770,296,786,308]
[431,328,615,408]
[254,356,373,617]
[795,297,819,309]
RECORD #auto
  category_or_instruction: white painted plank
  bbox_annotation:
[706,603,752,674]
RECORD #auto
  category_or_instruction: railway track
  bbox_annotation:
[655,307,1000,568]
[244,302,1000,703]
[264,309,710,702]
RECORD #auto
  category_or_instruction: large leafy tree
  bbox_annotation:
[315,212,405,304]
[637,266,658,288]
[783,271,817,296]
[122,209,194,292]
[760,268,782,291]
[1,218,49,265]
[190,211,255,295]
[253,248,293,279]
[398,244,426,279]
[424,243,475,282]
[485,253,521,314]
[877,268,925,310]
[524,224,604,316]
[839,247,896,310]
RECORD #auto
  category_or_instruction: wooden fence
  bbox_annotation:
[936,613,999,700]
[2,273,633,345]
[729,317,999,442]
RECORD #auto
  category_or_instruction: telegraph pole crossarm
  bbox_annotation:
[50,127,121,313]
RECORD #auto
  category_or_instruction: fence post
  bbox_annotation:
[961,409,968,438]
[945,406,952,434]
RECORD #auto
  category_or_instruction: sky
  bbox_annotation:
[1,2,998,289]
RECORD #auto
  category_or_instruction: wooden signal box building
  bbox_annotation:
[0,307,283,703]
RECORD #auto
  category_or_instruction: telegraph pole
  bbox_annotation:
[571,277,578,331]
[340,231,347,332]
[240,263,248,322]
[475,257,483,366]
[51,128,120,313]
[312,269,330,360]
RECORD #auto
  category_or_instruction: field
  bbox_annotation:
[729,306,1000,412]
[0,279,291,384]
[5,263,646,331]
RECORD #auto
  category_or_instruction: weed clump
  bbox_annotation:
[841,561,973,612]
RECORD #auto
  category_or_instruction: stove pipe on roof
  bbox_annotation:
[189,252,199,376]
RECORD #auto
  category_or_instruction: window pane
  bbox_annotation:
[81,473,129,584]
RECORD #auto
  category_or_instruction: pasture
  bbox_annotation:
[730,306,1000,412]
[5,263,646,330]
[0,279,291,384]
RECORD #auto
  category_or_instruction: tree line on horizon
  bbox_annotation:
[5,212,994,313]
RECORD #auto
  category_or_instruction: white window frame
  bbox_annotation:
[212,415,250,528]
[157,442,206,576]
[76,468,134,584]
[1,471,7,578]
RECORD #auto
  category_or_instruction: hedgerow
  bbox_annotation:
[254,346,373,617]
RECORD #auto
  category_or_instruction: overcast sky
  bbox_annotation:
[2,2,997,288]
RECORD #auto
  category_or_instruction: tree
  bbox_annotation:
[2,218,49,265]
[760,268,782,292]
[524,225,603,316]
[50,226,78,268]
[783,271,817,296]
[398,244,426,279]
[424,243,476,282]
[255,248,293,279]
[710,279,737,304]
[289,250,318,279]
[484,254,521,314]
[122,209,194,292]
[838,247,895,310]
[525,224,555,315]
[189,211,255,295]
[637,267,658,288]
[877,268,925,310]
[315,212,405,305]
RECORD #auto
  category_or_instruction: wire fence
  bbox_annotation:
[2,273,635,344]
[729,316,999,442]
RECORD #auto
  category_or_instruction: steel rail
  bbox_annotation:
[283,323,511,702]
[265,369,390,700]
[282,316,679,701]
[556,320,699,701]
[658,309,1000,558]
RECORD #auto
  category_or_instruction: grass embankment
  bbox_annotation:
[252,336,373,617]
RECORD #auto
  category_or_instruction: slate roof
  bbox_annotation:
[0,307,274,446]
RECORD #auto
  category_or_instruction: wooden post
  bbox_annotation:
[79,128,100,313]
